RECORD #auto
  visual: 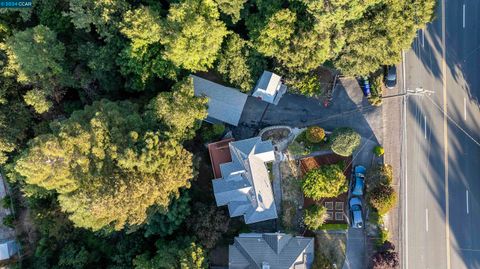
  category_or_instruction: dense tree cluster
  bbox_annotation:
[0,0,434,267]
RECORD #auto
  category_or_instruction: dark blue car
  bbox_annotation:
[360,77,371,97]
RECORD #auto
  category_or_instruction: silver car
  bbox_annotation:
[349,197,364,228]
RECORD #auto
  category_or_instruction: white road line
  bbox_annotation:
[467,190,469,214]
[463,4,466,29]
[426,208,429,232]
[424,115,427,139]
[464,97,467,121]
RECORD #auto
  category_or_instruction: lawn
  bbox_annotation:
[314,232,347,269]
[279,161,303,231]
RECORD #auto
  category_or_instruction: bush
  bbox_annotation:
[302,163,347,200]
[304,205,327,230]
[1,195,11,209]
[306,126,325,143]
[330,127,361,156]
[368,74,383,106]
[3,214,14,228]
[201,123,225,142]
[373,145,385,157]
[372,241,399,269]
[368,184,397,215]
[376,228,389,247]
[367,164,393,190]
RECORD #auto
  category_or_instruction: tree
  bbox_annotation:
[286,72,323,97]
[334,1,435,76]
[161,0,228,71]
[302,163,347,200]
[368,183,397,216]
[0,78,32,164]
[117,6,178,91]
[64,0,128,40]
[1,25,70,104]
[304,204,327,230]
[144,192,191,237]
[15,100,195,231]
[372,241,399,269]
[186,203,230,249]
[214,0,247,23]
[305,126,325,143]
[216,33,266,92]
[146,78,208,140]
[134,238,207,269]
[330,127,361,157]
[23,89,53,114]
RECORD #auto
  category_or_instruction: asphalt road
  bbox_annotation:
[404,1,480,268]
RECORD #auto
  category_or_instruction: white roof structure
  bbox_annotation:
[0,240,18,260]
[252,71,287,105]
[192,75,248,126]
[212,137,278,224]
[229,233,314,269]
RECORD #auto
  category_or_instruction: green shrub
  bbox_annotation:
[304,205,328,230]
[201,123,225,141]
[376,228,389,248]
[330,127,361,156]
[2,214,14,228]
[318,223,349,230]
[368,75,383,106]
[368,184,397,215]
[1,195,11,209]
[306,126,325,143]
[302,163,347,200]
[212,123,225,136]
[367,164,393,190]
[373,145,384,157]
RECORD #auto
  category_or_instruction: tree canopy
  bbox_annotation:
[302,163,348,200]
[330,127,361,157]
[15,100,195,231]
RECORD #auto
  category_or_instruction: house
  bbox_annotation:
[229,233,314,269]
[252,71,287,105]
[210,137,278,224]
[192,75,248,126]
[0,240,18,261]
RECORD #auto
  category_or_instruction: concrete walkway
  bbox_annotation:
[342,228,366,269]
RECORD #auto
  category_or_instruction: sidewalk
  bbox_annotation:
[381,85,403,261]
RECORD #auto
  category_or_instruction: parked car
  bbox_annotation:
[385,65,397,89]
[349,197,364,228]
[360,77,371,96]
[351,165,366,196]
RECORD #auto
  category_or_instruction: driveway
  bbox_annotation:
[343,228,366,269]
[235,78,383,144]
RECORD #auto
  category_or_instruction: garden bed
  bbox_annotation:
[287,129,330,156]
[260,128,291,144]
[314,232,347,268]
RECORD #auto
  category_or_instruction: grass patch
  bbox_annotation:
[318,223,349,230]
[281,200,296,232]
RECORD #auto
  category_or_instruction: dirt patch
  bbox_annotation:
[300,154,352,175]
[315,232,347,268]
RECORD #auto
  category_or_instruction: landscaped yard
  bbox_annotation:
[287,129,330,157]
[314,232,347,269]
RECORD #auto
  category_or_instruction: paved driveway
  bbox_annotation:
[343,228,366,269]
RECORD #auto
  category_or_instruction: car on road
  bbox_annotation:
[349,197,364,228]
[360,77,371,97]
[385,65,397,89]
[351,165,366,196]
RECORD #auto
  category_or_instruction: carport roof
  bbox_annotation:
[191,75,248,126]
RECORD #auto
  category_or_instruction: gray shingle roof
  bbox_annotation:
[252,71,287,105]
[211,137,278,224]
[191,75,248,126]
[229,233,314,269]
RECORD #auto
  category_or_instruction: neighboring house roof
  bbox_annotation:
[0,240,18,261]
[211,137,278,224]
[252,71,287,105]
[229,233,314,269]
[191,75,248,126]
